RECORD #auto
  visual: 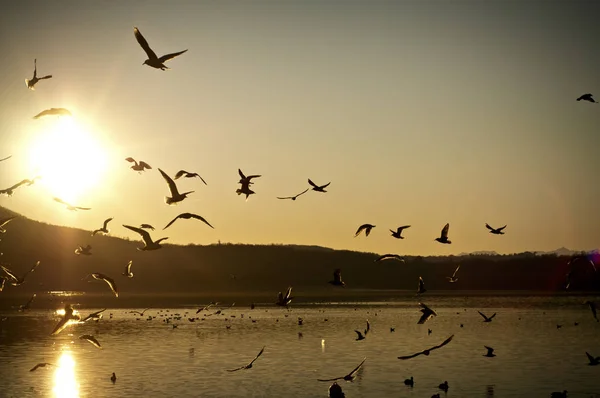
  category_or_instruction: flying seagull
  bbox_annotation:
[158,168,194,205]
[227,346,266,372]
[435,223,451,244]
[236,183,255,200]
[30,363,54,372]
[478,311,496,322]
[174,170,207,185]
[485,224,506,235]
[417,302,437,324]
[33,108,71,119]
[397,335,454,360]
[53,197,90,211]
[25,59,52,90]
[163,213,214,230]
[584,301,598,322]
[0,179,33,196]
[355,320,370,341]
[417,276,426,294]
[277,188,309,201]
[238,169,261,186]
[1,261,40,286]
[355,224,375,237]
[329,268,346,287]
[275,286,293,307]
[0,277,6,292]
[308,179,330,192]
[483,346,496,357]
[374,254,405,263]
[125,157,152,172]
[317,357,366,382]
[79,334,102,349]
[92,218,113,236]
[577,93,597,103]
[447,265,460,282]
[19,293,36,311]
[134,27,188,70]
[81,309,106,322]
[122,261,133,278]
[0,216,16,233]
[51,304,81,336]
[586,352,600,366]
[83,273,119,297]
[74,245,92,255]
[130,308,151,316]
[123,224,168,250]
[390,225,410,239]
[140,224,155,230]
[0,155,11,162]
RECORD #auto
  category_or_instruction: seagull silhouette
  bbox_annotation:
[53,197,91,211]
[83,273,119,297]
[0,216,16,233]
[417,302,437,324]
[236,181,255,200]
[276,286,294,307]
[390,225,410,239]
[25,59,52,90]
[74,245,92,255]
[163,213,214,230]
[435,223,451,244]
[577,93,597,103]
[134,27,188,70]
[329,268,346,287]
[308,179,330,192]
[226,346,265,372]
[125,157,152,172]
[397,335,454,360]
[447,265,460,282]
[374,254,404,263]
[92,218,113,236]
[586,352,600,366]
[317,357,366,382]
[0,179,33,196]
[1,261,40,286]
[120,260,134,278]
[277,188,309,201]
[174,170,207,185]
[79,334,102,349]
[158,168,194,205]
[483,346,496,357]
[238,169,261,185]
[478,311,496,322]
[485,223,506,235]
[355,320,370,341]
[30,363,54,372]
[33,108,71,119]
[51,304,81,336]
[81,308,106,322]
[0,155,12,162]
[18,293,36,311]
[123,224,168,250]
[355,224,375,237]
[140,224,155,230]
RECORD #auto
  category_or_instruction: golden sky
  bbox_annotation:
[0,1,598,255]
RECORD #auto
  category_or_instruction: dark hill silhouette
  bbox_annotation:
[0,206,598,304]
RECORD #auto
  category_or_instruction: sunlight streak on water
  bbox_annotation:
[53,351,79,398]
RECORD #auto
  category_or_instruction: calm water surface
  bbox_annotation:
[1,295,599,398]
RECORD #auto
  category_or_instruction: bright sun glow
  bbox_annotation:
[29,117,109,204]
[53,351,79,398]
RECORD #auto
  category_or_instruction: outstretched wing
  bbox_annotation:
[478,311,488,320]
[308,178,317,188]
[158,49,188,63]
[0,265,18,282]
[497,225,507,231]
[441,223,450,239]
[354,224,367,237]
[398,351,423,360]
[53,197,69,206]
[317,376,343,382]
[163,215,181,230]
[158,168,179,196]
[189,213,214,229]
[429,334,454,351]
[452,265,460,278]
[248,346,265,366]
[98,274,118,297]
[133,27,157,60]
[485,223,493,231]
[174,170,187,180]
[123,224,153,246]
[139,161,152,170]
[347,357,367,378]
[103,218,113,229]
[0,155,12,162]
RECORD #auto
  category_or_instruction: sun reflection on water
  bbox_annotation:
[52,351,79,398]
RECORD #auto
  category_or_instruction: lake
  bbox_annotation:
[0,294,599,397]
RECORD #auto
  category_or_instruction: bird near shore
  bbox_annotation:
[134,27,188,70]
[317,357,366,382]
[79,334,102,349]
[329,269,346,287]
[33,108,71,119]
[163,213,214,230]
[83,273,119,298]
[586,352,600,366]
[51,304,81,336]
[123,225,168,251]
[447,265,460,283]
[397,335,454,360]
[25,59,52,90]
[81,309,106,322]
[276,287,293,307]
[435,223,451,244]
[417,302,437,324]
[227,346,266,372]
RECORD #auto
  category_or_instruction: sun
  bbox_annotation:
[28,117,109,204]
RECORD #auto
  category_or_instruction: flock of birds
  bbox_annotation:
[0,25,599,398]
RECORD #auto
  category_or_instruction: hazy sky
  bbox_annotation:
[0,0,598,256]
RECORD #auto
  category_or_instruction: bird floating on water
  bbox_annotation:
[390,225,410,239]
[576,93,597,103]
[478,311,496,322]
[51,304,81,336]
[158,168,194,205]
[317,357,366,382]
[483,346,496,357]
[277,188,309,201]
[397,335,454,360]
[308,178,330,192]
[227,346,266,372]
[354,224,375,237]
[111,373,117,383]
[329,269,345,287]
[438,381,449,392]
[404,376,414,387]
[374,254,404,263]
[174,170,207,185]
[53,197,90,211]
[25,59,52,90]
[435,223,451,244]
[123,224,168,251]
[486,223,506,235]
[92,218,113,236]
[33,108,71,119]
[417,302,437,324]
[447,265,460,283]
[163,213,214,230]
[83,273,118,297]
[134,27,188,70]
[122,261,134,278]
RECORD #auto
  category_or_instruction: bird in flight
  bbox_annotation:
[134,27,188,70]
[586,352,600,366]
[397,335,454,360]
[576,93,597,103]
[478,311,496,322]
[79,334,102,349]
[163,213,214,230]
[0,216,17,233]
[390,225,410,239]
[447,265,460,283]
[417,302,437,324]
[227,346,266,372]
[53,197,91,211]
[482,346,497,358]
[74,245,92,255]
[122,261,134,278]
[33,108,71,119]
[123,224,168,251]
[0,155,11,162]
[81,308,106,322]
[238,169,261,186]
[485,224,506,235]
[355,320,370,341]
[130,308,151,316]
[374,254,404,263]
[0,179,33,196]
[140,223,155,230]
[276,286,293,307]
[174,170,207,185]
[92,218,113,236]
[435,223,451,244]
[317,357,366,382]
[329,268,346,287]
[158,168,194,205]
[308,179,330,193]
[51,304,81,336]
[18,293,36,311]
[584,301,598,322]
[25,59,52,90]
[125,157,152,172]
[417,276,426,295]
[30,363,54,372]
[277,188,309,201]
[236,183,255,200]
[1,261,40,286]
[355,224,375,237]
[83,273,119,298]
